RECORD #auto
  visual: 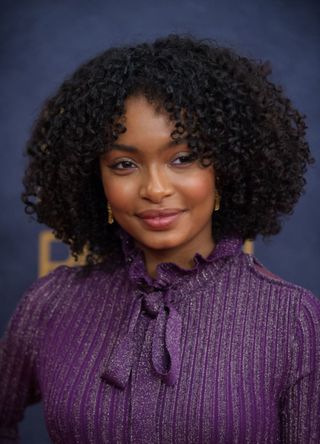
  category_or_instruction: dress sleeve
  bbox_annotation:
[279,290,320,443]
[0,266,70,443]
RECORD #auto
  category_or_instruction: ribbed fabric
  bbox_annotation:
[0,229,319,443]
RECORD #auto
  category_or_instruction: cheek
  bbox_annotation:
[180,173,215,206]
[101,176,136,210]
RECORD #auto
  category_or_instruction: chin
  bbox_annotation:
[140,234,183,251]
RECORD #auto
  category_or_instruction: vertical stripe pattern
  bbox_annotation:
[1,235,319,443]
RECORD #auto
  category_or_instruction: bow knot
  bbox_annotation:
[141,291,162,318]
[100,288,182,390]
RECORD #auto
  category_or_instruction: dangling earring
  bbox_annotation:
[107,202,114,224]
[214,192,220,212]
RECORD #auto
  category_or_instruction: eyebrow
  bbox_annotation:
[108,139,188,153]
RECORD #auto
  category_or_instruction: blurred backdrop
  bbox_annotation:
[1,0,319,442]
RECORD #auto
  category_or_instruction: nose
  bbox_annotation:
[139,166,173,203]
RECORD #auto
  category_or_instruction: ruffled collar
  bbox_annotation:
[100,227,243,390]
[116,226,243,289]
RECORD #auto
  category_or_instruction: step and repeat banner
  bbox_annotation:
[1,1,319,442]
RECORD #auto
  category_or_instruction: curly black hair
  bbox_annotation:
[21,34,314,267]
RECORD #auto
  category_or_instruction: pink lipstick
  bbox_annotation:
[136,209,184,230]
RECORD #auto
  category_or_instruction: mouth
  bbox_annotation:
[136,208,184,218]
[136,209,185,230]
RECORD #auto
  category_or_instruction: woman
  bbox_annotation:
[0,35,319,443]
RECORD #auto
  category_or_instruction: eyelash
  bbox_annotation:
[109,159,136,170]
[172,153,196,165]
[109,153,196,171]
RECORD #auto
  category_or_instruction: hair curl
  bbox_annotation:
[21,34,314,267]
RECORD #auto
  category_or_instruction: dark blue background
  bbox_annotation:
[1,0,319,442]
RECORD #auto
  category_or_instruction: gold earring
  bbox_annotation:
[214,192,220,212]
[107,202,114,224]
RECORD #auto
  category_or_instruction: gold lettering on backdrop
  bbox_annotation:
[243,239,254,255]
[38,230,86,277]
[38,229,254,277]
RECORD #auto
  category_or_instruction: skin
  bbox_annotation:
[99,95,218,278]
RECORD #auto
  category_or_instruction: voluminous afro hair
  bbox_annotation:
[22,34,314,267]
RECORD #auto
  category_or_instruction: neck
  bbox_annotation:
[137,238,215,278]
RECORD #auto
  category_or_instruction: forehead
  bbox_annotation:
[107,95,190,157]
[119,95,176,139]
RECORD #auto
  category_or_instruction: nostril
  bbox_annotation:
[140,179,173,202]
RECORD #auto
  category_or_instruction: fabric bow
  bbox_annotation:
[100,289,182,390]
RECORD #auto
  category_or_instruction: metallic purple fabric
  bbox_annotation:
[1,229,320,443]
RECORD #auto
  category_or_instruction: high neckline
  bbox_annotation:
[115,226,243,289]
[101,227,243,391]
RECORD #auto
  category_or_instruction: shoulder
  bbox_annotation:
[25,257,125,300]
[25,254,125,299]
[237,253,320,371]
[241,252,318,297]
[1,266,78,353]
[240,251,320,328]
[22,264,78,304]
[11,265,78,325]
[10,260,125,333]
[1,259,129,368]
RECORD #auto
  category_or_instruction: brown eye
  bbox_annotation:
[110,159,137,170]
[171,153,196,165]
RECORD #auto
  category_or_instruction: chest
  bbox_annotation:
[37,292,285,443]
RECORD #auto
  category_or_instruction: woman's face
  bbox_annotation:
[99,95,216,259]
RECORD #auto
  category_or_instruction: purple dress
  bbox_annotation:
[1,228,320,443]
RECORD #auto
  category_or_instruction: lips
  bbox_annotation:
[136,209,183,219]
[136,209,185,230]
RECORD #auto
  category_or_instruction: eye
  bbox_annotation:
[109,159,137,170]
[171,152,196,166]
